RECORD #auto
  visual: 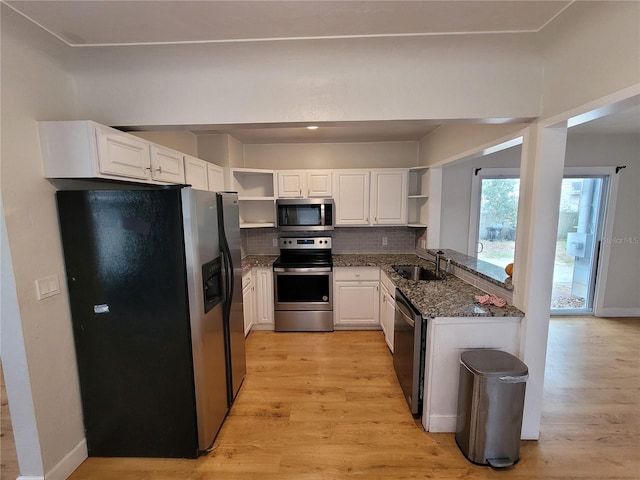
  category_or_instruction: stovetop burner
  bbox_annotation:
[273,236,333,269]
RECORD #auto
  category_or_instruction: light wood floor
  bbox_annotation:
[3,317,640,479]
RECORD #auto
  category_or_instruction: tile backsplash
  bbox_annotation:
[243,227,420,255]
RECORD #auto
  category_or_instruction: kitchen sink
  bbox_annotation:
[392,264,442,281]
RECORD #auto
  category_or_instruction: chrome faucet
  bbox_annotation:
[435,251,443,274]
[433,250,449,278]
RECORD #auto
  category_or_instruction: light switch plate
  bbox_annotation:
[36,274,61,300]
[382,237,388,246]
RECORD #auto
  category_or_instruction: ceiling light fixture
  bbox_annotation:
[306,125,319,130]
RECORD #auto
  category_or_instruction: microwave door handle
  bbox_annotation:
[320,203,325,226]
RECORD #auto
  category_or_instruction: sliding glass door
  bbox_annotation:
[551,176,609,314]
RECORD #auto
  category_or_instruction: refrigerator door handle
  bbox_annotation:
[223,247,234,310]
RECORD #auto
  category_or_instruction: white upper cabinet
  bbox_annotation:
[277,170,332,198]
[207,163,225,192]
[38,120,189,186]
[185,155,225,192]
[333,169,407,226]
[150,145,185,184]
[95,125,151,180]
[370,169,408,225]
[306,170,332,197]
[184,155,209,191]
[333,170,371,225]
[278,171,305,198]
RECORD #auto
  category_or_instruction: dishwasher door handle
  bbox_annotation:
[398,308,415,327]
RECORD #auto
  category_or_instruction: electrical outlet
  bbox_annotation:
[382,237,388,246]
[421,239,427,249]
[272,238,278,247]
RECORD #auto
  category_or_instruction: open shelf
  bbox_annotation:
[408,167,430,228]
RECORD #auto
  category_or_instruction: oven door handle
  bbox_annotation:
[273,267,332,273]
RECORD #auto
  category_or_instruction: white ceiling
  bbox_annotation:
[7,0,637,143]
[6,1,572,47]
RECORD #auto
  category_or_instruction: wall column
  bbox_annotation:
[513,122,568,439]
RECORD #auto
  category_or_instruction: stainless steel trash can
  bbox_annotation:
[455,350,528,468]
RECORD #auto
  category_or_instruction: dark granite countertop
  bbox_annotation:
[241,255,278,273]
[427,248,513,291]
[242,252,523,319]
[332,253,524,319]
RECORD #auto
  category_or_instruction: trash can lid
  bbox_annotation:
[460,350,528,377]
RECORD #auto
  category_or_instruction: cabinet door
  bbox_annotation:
[207,164,225,192]
[334,281,379,327]
[255,268,274,325]
[371,169,408,225]
[334,170,370,225]
[278,171,305,198]
[95,125,151,180]
[184,155,209,191]
[242,284,256,337]
[384,292,395,352]
[150,145,185,184]
[307,170,332,197]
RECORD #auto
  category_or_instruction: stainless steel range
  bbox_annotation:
[273,237,333,332]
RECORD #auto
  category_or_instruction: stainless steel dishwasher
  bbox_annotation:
[393,289,426,416]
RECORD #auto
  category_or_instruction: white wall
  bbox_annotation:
[1,5,86,476]
[243,141,419,170]
[540,1,640,118]
[70,34,542,127]
[418,124,526,167]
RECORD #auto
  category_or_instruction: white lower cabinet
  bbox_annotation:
[379,271,396,352]
[254,267,274,329]
[421,316,522,433]
[333,267,380,329]
[242,271,256,337]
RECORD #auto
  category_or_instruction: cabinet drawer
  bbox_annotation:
[334,267,379,282]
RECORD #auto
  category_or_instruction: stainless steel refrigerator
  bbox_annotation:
[56,187,246,458]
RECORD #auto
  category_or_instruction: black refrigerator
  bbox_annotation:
[56,187,246,458]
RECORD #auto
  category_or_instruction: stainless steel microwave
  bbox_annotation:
[276,198,334,231]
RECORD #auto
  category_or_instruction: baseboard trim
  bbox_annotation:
[45,439,87,480]
[597,307,640,317]
[18,476,44,480]
[427,415,456,432]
